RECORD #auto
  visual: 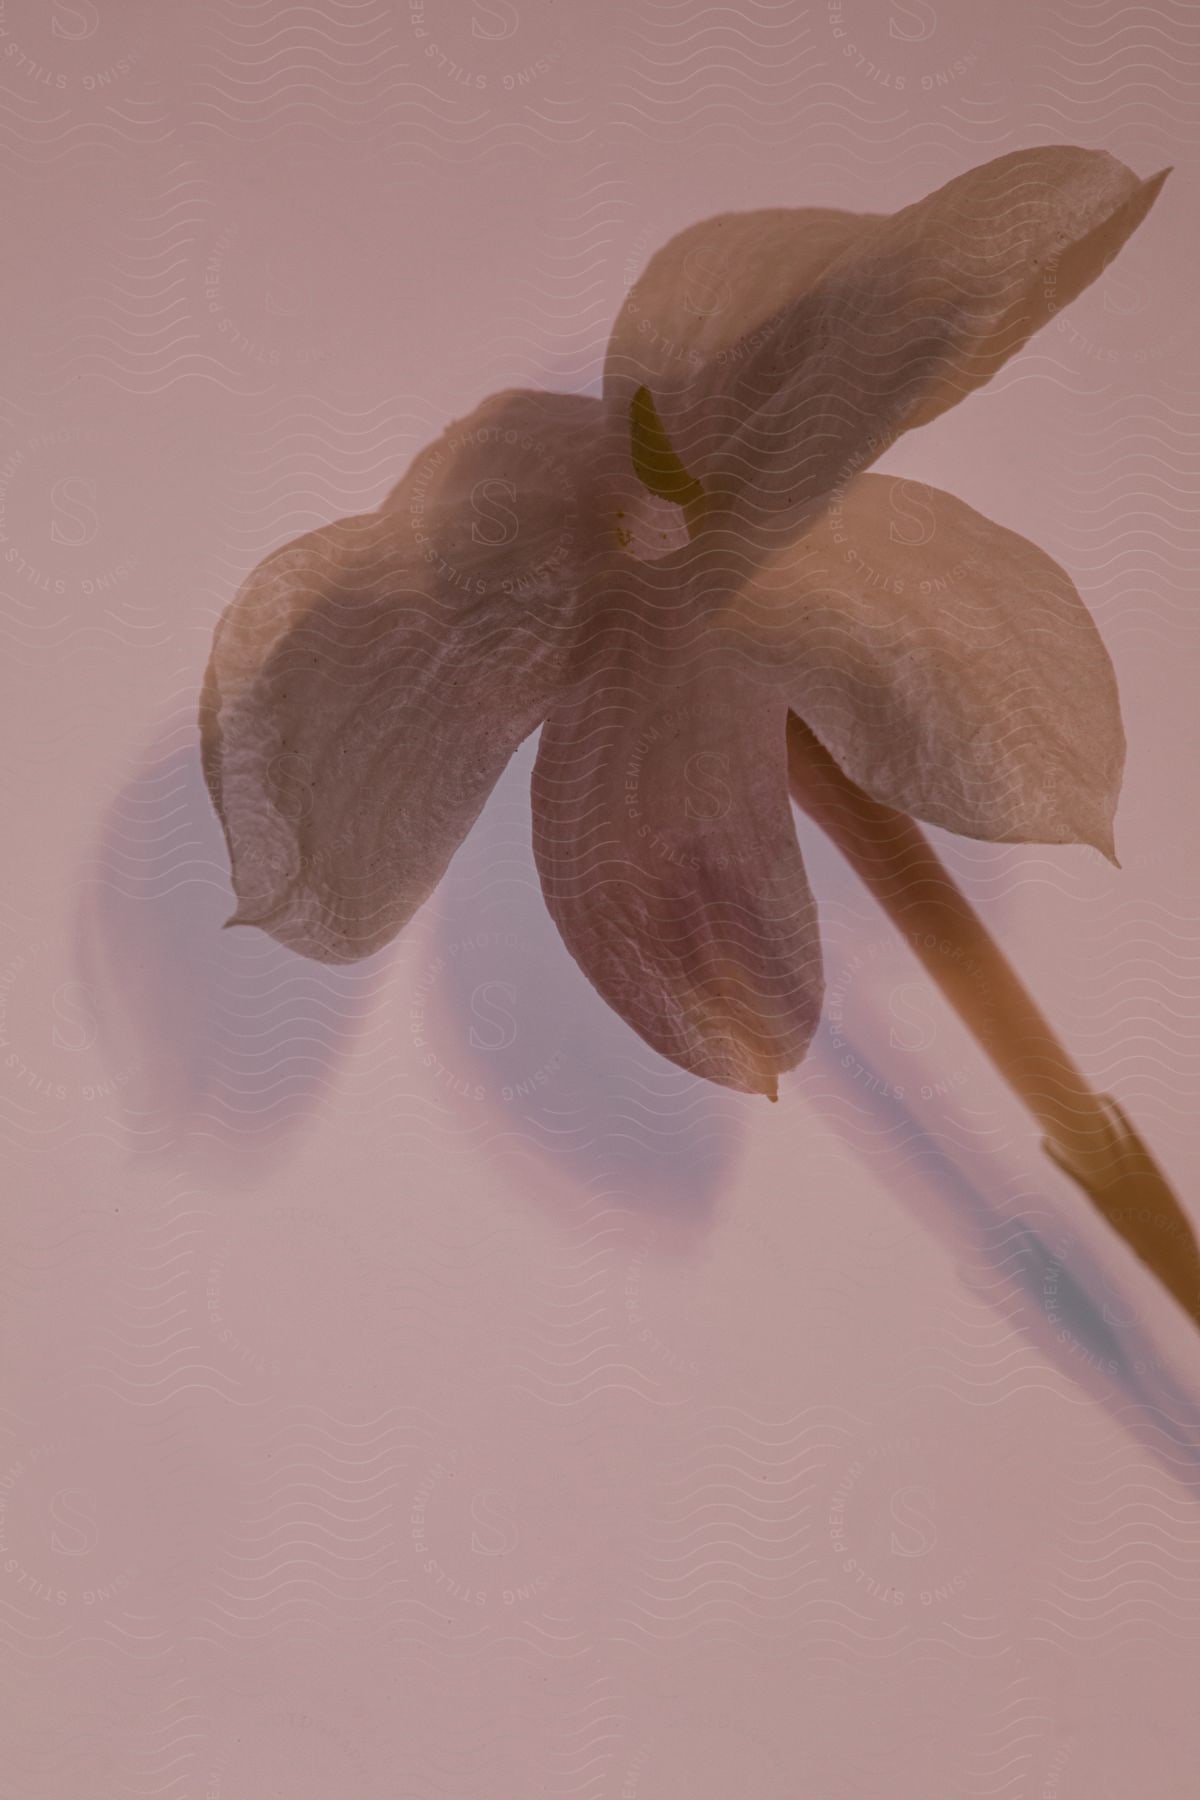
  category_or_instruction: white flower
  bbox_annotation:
[201,145,1166,1097]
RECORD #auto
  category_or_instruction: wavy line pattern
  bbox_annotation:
[5,0,1200,1793]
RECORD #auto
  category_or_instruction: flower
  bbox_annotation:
[200,145,1167,1099]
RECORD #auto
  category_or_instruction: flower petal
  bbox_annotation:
[607,148,1167,556]
[201,391,605,963]
[605,204,878,410]
[897,146,1169,433]
[530,587,824,1097]
[744,474,1125,855]
[385,385,693,572]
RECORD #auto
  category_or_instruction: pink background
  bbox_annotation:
[3,0,1200,1793]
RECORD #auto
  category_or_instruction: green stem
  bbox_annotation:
[787,715,1200,1335]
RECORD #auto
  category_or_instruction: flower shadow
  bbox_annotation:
[415,740,749,1249]
[73,717,385,1179]
[809,1010,1200,1499]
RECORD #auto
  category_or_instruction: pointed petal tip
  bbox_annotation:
[725,1045,785,1101]
[706,1058,782,1101]
[1091,821,1120,868]
[1140,166,1172,207]
[741,1059,782,1102]
[222,905,272,931]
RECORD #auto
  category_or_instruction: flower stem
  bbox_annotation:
[786,714,1200,1334]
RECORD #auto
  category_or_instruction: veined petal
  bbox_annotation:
[605,205,878,413]
[200,391,606,964]
[894,146,1169,432]
[747,474,1125,855]
[530,586,823,1098]
[607,148,1167,558]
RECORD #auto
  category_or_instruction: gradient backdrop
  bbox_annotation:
[3,1,1200,1795]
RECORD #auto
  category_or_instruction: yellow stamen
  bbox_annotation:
[629,384,708,539]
